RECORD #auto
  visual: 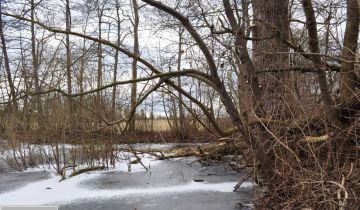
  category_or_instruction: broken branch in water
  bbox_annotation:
[233,170,253,192]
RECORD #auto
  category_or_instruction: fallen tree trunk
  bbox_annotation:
[67,166,105,179]
[299,134,330,143]
[155,140,248,161]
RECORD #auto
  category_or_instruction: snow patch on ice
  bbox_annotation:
[0,170,248,206]
[0,144,251,206]
[0,153,251,206]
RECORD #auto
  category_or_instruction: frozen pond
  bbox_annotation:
[0,144,255,210]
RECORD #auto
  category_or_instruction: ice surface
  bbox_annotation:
[0,170,251,206]
[0,144,253,207]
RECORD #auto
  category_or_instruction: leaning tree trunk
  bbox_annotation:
[301,0,339,123]
[223,0,264,116]
[143,0,275,182]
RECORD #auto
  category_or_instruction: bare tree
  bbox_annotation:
[112,0,122,119]
[1,2,360,207]
[0,2,17,111]
[65,0,73,123]
[96,0,105,122]
[301,0,338,122]
[30,0,43,124]
[128,0,139,132]
[177,28,185,140]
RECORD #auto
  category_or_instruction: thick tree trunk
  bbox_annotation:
[340,0,360,103]
[252,0,290,116]
[252,0,289,69]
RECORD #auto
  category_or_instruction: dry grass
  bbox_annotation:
[116,118,206,132]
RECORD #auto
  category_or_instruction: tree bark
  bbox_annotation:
[65,0,73,124]
[222,0,263,115]
[79,38,85,106]
[301,0,338,123]
[0,3,18,111]
[340,0,360,103]
[30,0,43,126]
[129,0,139,132]
[79,14,89,107]
[177,29,185,140]
[112,0,121,120]
[252,0,289,116]
[97,4,103,125]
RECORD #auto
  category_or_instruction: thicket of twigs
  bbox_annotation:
[145,95,360,209]
[254,113,360,209]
